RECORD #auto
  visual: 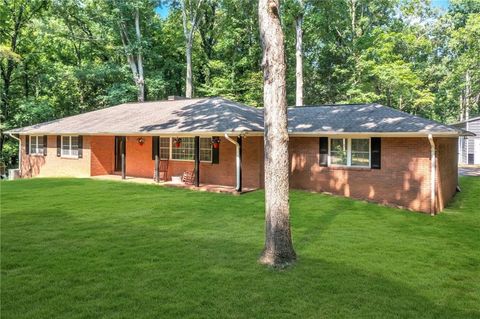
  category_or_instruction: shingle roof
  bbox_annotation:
[287,103,467,135]
[7,97,264,135]
[6,98,468,136]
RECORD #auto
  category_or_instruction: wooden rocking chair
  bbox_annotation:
[159,160,169,181]
[153,160,169,182]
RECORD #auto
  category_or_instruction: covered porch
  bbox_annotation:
[91,174,257,194]
[90,134,264,193]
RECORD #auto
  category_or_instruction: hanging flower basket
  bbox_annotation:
[173,138,182,148]
[211,137,221,149]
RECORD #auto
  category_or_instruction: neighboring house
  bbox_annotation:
[451,116,480,165]
[6,97,471,214]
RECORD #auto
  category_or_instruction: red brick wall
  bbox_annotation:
[289,137,434,213]
[125,136,155,178]
[20,135,91,177]
[242,136,264,188]
[88,135,264,189]
[435,137,458,212]
[90,136,115,176]
[25,133,457,213]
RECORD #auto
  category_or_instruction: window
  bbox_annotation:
[170,137,212,162]
[330,138,347,165]
[62,135,79,157]
[351,139,370,167]
[200,138,212,162]
[159,137,170,160]
[329,138,370,167]
[30,136,44,155]
[172,137,195,160]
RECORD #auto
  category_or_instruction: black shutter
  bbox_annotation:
[43,135,48,156]
[78,136,83,158]
[57,136,61,157]
[371,137,381,169]
[212,136,220,164]
[25,135,30,155]
[152,136,159,160]
[319,137,328,167]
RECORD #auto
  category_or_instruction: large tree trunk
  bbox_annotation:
[181,0,203,99]
[117,6,144,102]
[186,38,193,98]
[134,8,145,102]
[258,0,296,267]
[295,12,303,106]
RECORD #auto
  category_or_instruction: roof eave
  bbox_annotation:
[288,131,464,137]
[8,130,467,138]
[8,130,265,137]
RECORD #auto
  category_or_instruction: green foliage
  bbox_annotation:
[1,0,479,158]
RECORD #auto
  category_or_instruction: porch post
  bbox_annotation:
[121,137,126,180]
[194,136,200,187]
[155,154,159,183]
[237,136,242,192]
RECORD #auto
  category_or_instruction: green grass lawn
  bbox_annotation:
[1,177,479,319]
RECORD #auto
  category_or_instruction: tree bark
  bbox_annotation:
[258,0,296,267]
[134,7,145,102]
[186,38,193,98]
[117,5,144,102]
[181,0,203,99]
[295,9,303,106]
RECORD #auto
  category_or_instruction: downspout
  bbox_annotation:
[465,119,469,164]
[8,133,21,174]
[224,133,241,192]
[428,134,436,216]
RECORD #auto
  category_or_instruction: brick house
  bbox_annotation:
[6,97,471,214]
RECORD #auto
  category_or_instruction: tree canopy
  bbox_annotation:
[1,0,479,166]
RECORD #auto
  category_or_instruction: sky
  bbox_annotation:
[155,0,450,19]
[156,5,169,18]
[431,0,450,10]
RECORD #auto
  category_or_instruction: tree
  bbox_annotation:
[0,0,47,152]
[196,0,263,107]
[180,0,203,98]
[113,0,146,102]
[294,0,303,106]
[258,0,296,267]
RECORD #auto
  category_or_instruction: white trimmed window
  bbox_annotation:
[171,137,195,160]
[329,138,370,167]
[159,137,170,160]
[199,138,212,162]
[170,137,212,162]
[61,136,79,157]
[30,136,44,155]
[351,139,370,166]
[330,138,348,165]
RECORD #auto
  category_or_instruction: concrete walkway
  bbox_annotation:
[91,175,257,194]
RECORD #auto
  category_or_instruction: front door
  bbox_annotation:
[114,136,126,172]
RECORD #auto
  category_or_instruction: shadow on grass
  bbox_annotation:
[2,178,479,318]
[2,206,478,319]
